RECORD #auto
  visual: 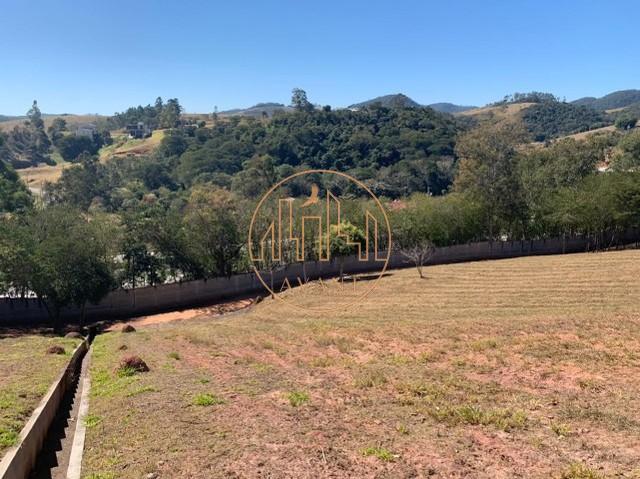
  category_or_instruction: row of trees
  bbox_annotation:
[109,97,183,130]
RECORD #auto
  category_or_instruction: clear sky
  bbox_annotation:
[2,0,639,115]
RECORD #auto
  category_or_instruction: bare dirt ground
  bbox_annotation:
[105,298,253,331]
[83,251,640,479]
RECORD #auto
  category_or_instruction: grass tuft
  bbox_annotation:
[192,393,225,407]
[559,462,603,479]
[362,446,396,462]
[84,414,102,429]
[287,391,309,407]
[0,429,18,448]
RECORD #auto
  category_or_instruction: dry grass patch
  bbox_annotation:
[83,251,640,478]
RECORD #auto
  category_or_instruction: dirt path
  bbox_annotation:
[105,298,254,331]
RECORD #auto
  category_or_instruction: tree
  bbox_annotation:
[615,115,638,131]
[454,123,528,239]
[0,207,117,328]
[45,153,106,210]
[328,220,365,280]
[183,188,244,277]
[231,155,277,198]
[56,135,100,161]
[393,202,435,278]
[291,88,313,112]
[47,117,68,144]
[25,100,51,163]
[0,159,32,213]
[160,98,182,128]
[611,130,640,171]
[400,240,435,279]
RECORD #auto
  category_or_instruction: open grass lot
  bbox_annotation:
[99,129,165,160]
[83,250,640,478]
[17,159,70,195]
[0,334,81,455]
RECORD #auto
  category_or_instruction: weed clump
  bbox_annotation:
[362,446,396,462]
[0,429,18,448]
[559,462,603,479]
[287,391,309,407]
[192,393,225,406]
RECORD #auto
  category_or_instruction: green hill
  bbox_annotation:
[219,102,293,118]
[348,93,421,109]
[427,102,476,114]
[572,89,640,111]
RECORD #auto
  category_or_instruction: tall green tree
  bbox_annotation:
[0,207,117,328]
[454,123,527,239]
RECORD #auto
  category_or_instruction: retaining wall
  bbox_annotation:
[1,232,638,325]
[0,341,88,479]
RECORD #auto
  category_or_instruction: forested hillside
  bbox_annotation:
[521,101,610,141]
[572,89,640,110]
[173,104,460,197]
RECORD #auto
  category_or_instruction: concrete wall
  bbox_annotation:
[0,341,87,479]
[1,231,638,325]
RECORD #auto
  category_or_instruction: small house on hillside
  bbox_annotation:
[126,122,152,139]
[75,123,97,138]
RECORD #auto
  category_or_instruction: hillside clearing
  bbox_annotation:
[99,129,165,160]
[16,161,71,195]
[83,250,640,478]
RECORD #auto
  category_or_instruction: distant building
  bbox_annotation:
[75,123,97,138]
[126,122,152,139]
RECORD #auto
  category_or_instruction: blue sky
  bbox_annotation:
[1,0,638,115]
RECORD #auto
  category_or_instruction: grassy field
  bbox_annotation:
[83,250,640,478]
[17,157,70,195]
[99,130,165,160]
[0,334,82,455]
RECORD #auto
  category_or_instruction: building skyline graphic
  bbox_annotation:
[250,187,386,264]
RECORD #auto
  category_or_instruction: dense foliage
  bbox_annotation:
[521,101,610,141]
[0,159,32,212]
[572,90,640,110]
[109,97,183,130]
[172,106,460,197]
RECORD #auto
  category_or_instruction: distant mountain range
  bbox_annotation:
[571,89,640,111]
[348,94,476,113]
[219,102,293,118]
[3,90,640,122]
